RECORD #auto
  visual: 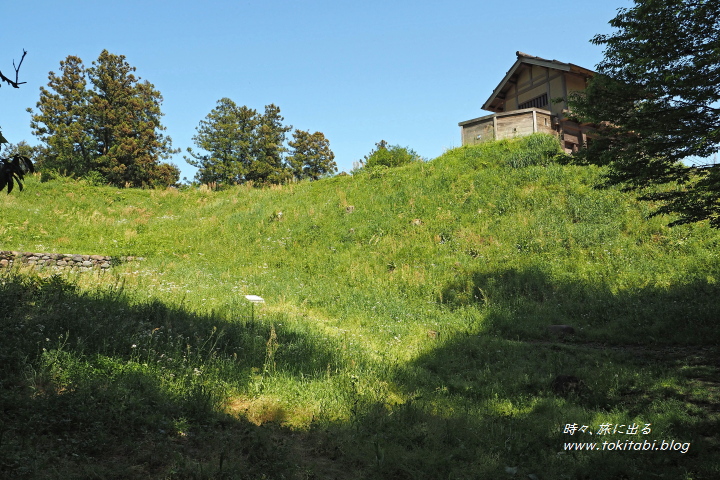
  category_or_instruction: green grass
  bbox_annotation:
[1,134,719,479]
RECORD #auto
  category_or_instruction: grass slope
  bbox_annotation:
[1,134,719,479]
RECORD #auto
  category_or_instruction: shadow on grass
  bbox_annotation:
[2,268,718,479]
[440,265,720,345]
[0,272,356,479]
[384,265,720,478]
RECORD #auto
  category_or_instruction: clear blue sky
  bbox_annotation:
[2,0,629,181]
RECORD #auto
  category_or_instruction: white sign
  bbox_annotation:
[245,295,265,304]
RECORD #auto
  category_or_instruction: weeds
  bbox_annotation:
[1,136,719,478]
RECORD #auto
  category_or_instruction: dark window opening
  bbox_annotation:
[518,93,548,110]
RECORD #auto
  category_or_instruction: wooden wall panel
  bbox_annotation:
[461,118,495,144]
[496,114,534,139]
[460,111,562,147]
[536,113,555,135]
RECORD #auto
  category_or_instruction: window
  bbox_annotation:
[518,93,548,110]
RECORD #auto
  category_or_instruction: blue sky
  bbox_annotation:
[2,0,629,181]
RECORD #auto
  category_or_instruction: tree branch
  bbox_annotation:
[0,50,27,88]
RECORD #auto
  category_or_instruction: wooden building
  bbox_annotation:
[459,52,595,152]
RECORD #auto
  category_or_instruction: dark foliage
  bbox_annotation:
[0,153,34,193]
[1,50,33,193]
[569,0,720,226]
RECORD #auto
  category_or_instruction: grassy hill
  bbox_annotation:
[2,134,719,479]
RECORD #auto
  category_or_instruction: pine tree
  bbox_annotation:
[87,50,179,187]
[287,130,336,180]
[28,51,179,188]
[185,101,298,186]
[28,56,94,176]
[184,98,259,186]
[248,104,292,184]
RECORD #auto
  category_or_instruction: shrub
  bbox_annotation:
[359,140,423,170]
[82,170,107,186]
[40,168,59,183]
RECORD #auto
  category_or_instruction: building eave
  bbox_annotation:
[481,51,595,113]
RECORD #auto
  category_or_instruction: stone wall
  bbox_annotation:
[0,251,144,272]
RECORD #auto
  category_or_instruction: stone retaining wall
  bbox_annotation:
[0,251,144,272]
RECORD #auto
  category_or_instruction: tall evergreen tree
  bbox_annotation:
[86,50,179,187]
[28,51,179,188]
[186,99,335,186]
[185,100,298,186]
[287,130,336,180]
[248,104,292,184]
[184,98,259,185]
[569,0,720,227]
[28,56,94,176]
